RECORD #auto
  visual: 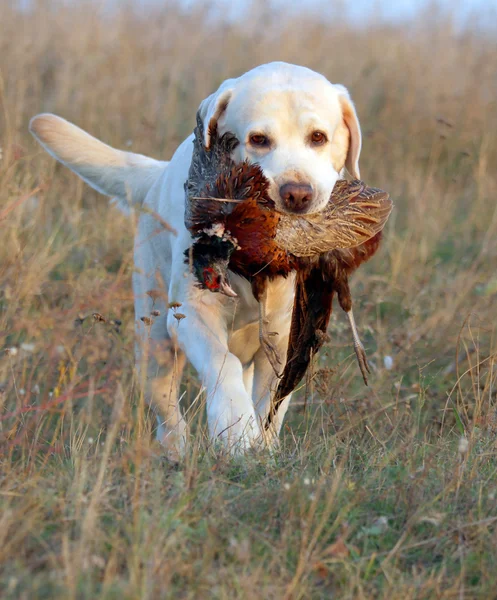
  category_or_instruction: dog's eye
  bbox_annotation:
[249,134,270,147]
[310,131,327,145]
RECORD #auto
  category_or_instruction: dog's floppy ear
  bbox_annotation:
[336,85,362,179]
[197,79,235,149]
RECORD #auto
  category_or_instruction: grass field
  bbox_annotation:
[1,1,497,598]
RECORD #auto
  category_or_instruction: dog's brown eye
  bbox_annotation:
[249,134,269,147]
[311,131,327,145]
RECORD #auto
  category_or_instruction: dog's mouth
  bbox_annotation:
[265,182,328,217]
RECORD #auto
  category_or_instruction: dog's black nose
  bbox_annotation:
[279,183,313,212]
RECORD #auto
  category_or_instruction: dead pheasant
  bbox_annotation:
[185,114,295,372]
[265,234,383,428]
[184,113,392,393]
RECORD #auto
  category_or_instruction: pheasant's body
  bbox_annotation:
[226,198,295,280]
[184,113,393,422]
[269,233,382,424]
[185,115,390,286]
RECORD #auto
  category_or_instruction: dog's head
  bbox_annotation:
[198,62,361,215]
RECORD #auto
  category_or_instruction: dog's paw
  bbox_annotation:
[207,393,261,454]
[155,416,188,461]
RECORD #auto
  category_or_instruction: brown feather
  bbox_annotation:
[275,181,392,256]
[267,265,334,425]
[184,112,392,282]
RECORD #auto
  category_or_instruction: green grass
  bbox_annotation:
[1,1,497,597]
[3,429,497,598]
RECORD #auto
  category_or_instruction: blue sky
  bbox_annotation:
[18,0,497,31]
[141,0,495,29]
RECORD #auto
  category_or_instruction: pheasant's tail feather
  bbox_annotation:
[265,267,334,429]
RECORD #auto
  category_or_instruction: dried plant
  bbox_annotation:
[0,1,497,597]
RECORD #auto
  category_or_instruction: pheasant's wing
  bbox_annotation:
[275,185,393,257]
[325,189,392,248]
[266,266,334,428]
[185,112,272,233]
[184,113,241,233]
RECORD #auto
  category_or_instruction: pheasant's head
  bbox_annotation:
[185,234,237,298]
[199,265,236,297]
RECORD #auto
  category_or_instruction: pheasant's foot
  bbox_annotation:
[257,285,282,377]
[261,331,282,378]
[354,341,370,385]
[258,314,282,379]
[346,309,371,386]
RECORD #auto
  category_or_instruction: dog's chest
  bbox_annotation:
[225,273,295,363]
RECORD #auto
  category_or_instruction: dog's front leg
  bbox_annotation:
[252,334,293,447]
[167,286,261,452]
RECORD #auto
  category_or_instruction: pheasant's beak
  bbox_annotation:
[219,281,237,298]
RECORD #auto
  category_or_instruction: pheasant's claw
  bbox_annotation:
[354,341,370,386]
[258,286,282,377]
[262,335,282,378]
[346,309,370,386]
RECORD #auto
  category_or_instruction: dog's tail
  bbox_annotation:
[29,114,167,211]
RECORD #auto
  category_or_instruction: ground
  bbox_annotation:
[1,2,497,598]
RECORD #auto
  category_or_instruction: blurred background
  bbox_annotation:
[1,1,497,597]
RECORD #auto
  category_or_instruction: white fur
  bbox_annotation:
[29,114,168,212]
[29,62,361,455]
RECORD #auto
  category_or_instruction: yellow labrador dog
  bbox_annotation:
[30,62,361,455]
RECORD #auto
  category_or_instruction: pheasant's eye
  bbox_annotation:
[310,131,327,146]
[249,134,270,148]
[203,267,221,291]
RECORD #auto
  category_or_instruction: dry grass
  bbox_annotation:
[1,1,497,597]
